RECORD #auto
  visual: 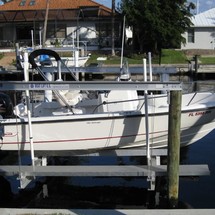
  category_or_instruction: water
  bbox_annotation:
[65,130,215,208]
[179,130,215,208]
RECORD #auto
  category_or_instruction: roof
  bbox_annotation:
[191,8,215,27]
[0,0,113,22]
[0,0,111,11]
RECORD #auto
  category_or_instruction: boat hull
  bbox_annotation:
[1,106,214,152]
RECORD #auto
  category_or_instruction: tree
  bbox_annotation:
[120,0,194,53]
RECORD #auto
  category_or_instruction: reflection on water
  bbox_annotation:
[179,129,215,209]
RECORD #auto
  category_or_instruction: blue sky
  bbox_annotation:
[94,0,120,8]
[95,0,215,13]
[188,0,215,13]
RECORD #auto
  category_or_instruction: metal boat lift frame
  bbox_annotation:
[0,81,210,193]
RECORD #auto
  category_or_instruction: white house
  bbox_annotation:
[181,8,215,50]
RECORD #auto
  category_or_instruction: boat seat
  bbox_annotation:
[55,90,83,107]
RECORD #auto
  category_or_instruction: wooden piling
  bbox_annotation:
[167,90,182,208]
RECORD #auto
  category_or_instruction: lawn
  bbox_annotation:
[86,49,189,65]
[158,49,188,64]
[199,56,215,64]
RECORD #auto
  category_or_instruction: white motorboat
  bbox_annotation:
[18,46,89,69]
[0,49,214,153]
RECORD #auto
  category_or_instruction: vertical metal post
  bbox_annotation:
[58,60,62,80]
[167,90,182,208]
[74,50,79,80]
[193,55,198,91]
[31,30,34,49]
[43,0,50,47]
[39,30,42,48]
[15,43,22,70]
[145,93,150,165]
[120,16,126,69]
[143,58,147,81]
[194,55,198,74]
[111,0,115,56]
[23,52,35,167]
[148,52,153,82]
[143,58,150,165]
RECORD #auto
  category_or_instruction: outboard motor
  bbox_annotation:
[0,93,13,118]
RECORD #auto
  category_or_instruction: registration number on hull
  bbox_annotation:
[188,110,211,117]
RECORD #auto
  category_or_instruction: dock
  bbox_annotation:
[1,208,215,215]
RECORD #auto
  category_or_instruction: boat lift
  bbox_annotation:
[0,49,210,197]
[0,80,210,193]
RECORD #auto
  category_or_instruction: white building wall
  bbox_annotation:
[181,27,215,50]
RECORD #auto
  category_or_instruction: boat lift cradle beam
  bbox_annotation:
[0,165,210,178]
[0,80,182,91]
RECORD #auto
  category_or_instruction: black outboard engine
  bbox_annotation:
[0,93,13,118]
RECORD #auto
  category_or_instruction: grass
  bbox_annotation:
[199,56,215,64]
[86,49,189,65]
[158,49,188,64]
[0,53,4,60]
[0,49,214,66]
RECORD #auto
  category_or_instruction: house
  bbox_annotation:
[181,8,215,50]
[0,0,122,50]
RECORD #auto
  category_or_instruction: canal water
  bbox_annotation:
[179,129,215,208]
[66,130,215,209]
[0,129,214,209]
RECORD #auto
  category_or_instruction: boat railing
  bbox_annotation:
[92,93,172,114]
[186,92,198,106]
[92,97,145,113]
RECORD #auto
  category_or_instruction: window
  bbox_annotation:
[188,28,195,43]
[19,0,26,6]
[29,0,36,6]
